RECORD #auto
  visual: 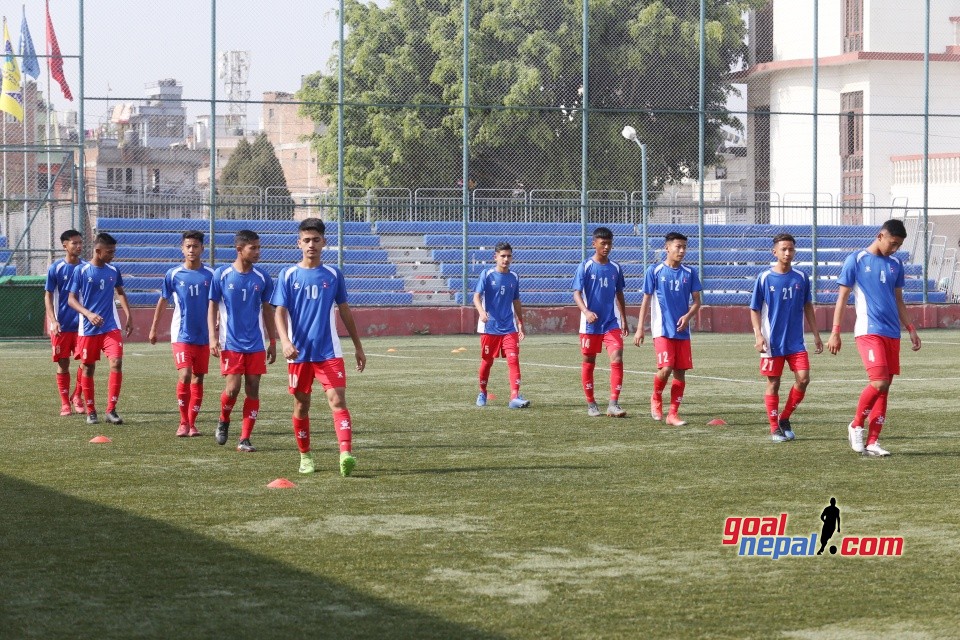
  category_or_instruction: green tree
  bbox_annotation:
[218,133,294,219]
[298,0,762,192]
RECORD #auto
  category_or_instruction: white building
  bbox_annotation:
[739,0,960,226]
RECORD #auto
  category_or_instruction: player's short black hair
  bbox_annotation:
[772,232,796,245]
[881,219,908,239]
[298,218,326,236]
[60,229,81,243]
[592,227,613,240]
[234,229,260,247]
[494,241,512,253]
[182,230,205,244]
[665,232,688,243]
[94,232,117,246]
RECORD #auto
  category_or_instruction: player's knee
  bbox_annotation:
[767,378,781,394]
[193,374,205,385]
[110,358,123,373]
[481,355,495,365]
[872,378,891,392]
[795,376,810,391]
[326,389,347,410]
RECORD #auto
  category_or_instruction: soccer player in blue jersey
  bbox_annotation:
[633,232,702,426]
[67,232,133,425]
[272,218,366,476]
[749,233,823,442]
[573,227,628,418]
[208,230,278,453]
[827,219,921,457]
[473,242,530,409]
[148,230,215,437]
[44,229,85,416]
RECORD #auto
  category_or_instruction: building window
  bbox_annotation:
[107,168,116,189]
[153,168,161,193]
[843,0,863,53]
[125,167,134,194]
[840,91,864,224]
[268,108,274,121]
[38,173,49,192]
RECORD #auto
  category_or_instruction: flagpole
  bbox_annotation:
[20,9,30,269]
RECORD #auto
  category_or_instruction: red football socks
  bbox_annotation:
[56,373,70,405]
[866,391,889,445]
[478,359,493,393]
[765,394,780,432]
[106,372,122,412]
[780,387,805,420]
[333,409,352,453]
[240,398,259,440]
[220,392,235,422]
[581,362,596,402]
[853,385,882,428]
[610,361,624,402]
[82,373,95,413]
[669,380,685,416]
[507,354,521,399]
[293,416,310,453]
[189,383,204,427]
[176,382,190,425]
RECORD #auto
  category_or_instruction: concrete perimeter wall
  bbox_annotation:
[131,304,960,343]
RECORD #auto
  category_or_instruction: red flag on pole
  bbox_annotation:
[46,0,73,101]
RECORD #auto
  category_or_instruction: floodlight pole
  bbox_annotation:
[580,0,589,261]
[922,0,930,303]
[209,0,217,267]
[811,0,818,302]
[697,0,705,279]
[462,0,470,305]
[337,0,346,269]
[622,128,649,270]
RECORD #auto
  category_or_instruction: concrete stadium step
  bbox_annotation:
[404,277,448,292]
[412,291,456,305]
[394,263,440,278]
[378,235,424,248]
[386,248,433,262]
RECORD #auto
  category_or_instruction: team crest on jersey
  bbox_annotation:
[293,281,301,289]
[322,281,329,288]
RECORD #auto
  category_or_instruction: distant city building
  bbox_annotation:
[739,0,960,225]
[81,79,207,218]
[261,91,327,194]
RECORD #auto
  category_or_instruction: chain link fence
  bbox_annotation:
[2,0,958,336]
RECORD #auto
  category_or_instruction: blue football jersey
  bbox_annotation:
[271,264,348,363]
[45,258,83,332]
[474,269,520,335]
[209,265,274,353]
[163,264,215,345]
[750,268,812,357]
[838,250,905,339]
[573,259,626,334]
[68,262,124,337]
[643,262,702,340]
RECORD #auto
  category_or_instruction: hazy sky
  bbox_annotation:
[6,0,342,127]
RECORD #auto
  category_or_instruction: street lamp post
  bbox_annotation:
[622,125,649,271]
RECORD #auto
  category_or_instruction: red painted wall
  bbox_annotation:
[130,304,960,342]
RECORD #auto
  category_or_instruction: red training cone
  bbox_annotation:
[267,478,297,489]
[707,418,727,426]
[89,435,112,443]
[487,393,497,401]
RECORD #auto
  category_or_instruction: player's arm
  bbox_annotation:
[633,293,651,346]
[512,298,525,341]
[615,289,628,336]
[338,302,366,372]
[44,290,60,335]
[68,290,101,328]
[207,300,220,357]
[573,290,597,324]
[677,291,702,332]
[148,297,167,345]
[261,302,278,364]
[274,305,299,361]
[473,291,488,324]
[894,288,921,352]
[803,301,823,354]
[114,286,134,337]
[827,285,851,355]
[749,308,767,353]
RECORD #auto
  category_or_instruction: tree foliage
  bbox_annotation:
[298,0,763,192]
[219,133,294,218]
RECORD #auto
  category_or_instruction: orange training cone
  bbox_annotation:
[487,393,497,401]
[387,348,397,352]
[707,418,728,426]
[89,435,112,443]
[267,478,297,489]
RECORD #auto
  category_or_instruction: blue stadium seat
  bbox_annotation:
[702,292,752,306]
[349,292,413,305]
[377,221,634,236]
[103,231,381,248]
[97,217,374,235]
[0,236,6,248]
[422,234,649,249]
[1,265,15,276]
[344,278,406,291]
[0,251,10,262]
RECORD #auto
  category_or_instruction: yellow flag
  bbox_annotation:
[0,18,24,122]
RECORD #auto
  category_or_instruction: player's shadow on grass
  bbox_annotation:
[0,473,504,640]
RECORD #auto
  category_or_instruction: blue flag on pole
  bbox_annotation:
[19,7,40,80]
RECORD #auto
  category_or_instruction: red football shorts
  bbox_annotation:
[480,332,520,360]
[51,331,78,361]
[856,335,900,380]
[653,336,694,370]
[759,351,810,377]
[580,329,624,356]
[288,358,347,393]
[220,350,267,376]
[76,330,124,363]
[172,342,210,374]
